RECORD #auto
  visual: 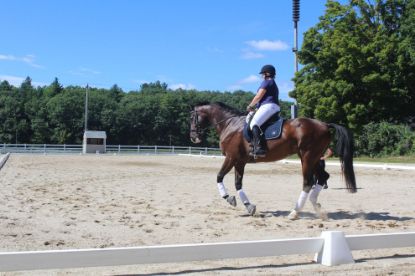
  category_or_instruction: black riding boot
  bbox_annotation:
[250,125,266,158]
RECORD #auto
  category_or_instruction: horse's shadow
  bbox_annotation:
[260,210,414,221]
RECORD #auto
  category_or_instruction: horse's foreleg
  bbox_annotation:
[217,157,237,207]
[234,162,256,216]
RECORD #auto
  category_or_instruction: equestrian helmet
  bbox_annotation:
[259,64,276,76]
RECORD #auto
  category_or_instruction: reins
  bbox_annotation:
[191,110,241,135]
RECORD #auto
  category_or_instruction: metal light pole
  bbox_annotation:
[291,0,300,119]
[84,84,89,131]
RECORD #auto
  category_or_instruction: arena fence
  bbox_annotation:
[0,143,222,156]
[0,231,414,272]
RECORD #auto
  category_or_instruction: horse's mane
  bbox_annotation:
[212,102,244,116]
[193,101,244,119]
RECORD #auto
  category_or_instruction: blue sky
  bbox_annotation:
[0,0,329,101]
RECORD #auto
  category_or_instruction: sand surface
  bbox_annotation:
[0,154,414,275]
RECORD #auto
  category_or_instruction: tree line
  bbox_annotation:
[0,78,292,147]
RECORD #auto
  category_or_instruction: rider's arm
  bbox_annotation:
[247,88,266,110]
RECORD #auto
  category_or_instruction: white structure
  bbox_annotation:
[0,231,414,271]
[82,131,107,154]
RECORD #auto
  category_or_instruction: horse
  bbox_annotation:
[190,102,356,220]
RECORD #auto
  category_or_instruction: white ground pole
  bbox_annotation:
[0,152,10,171]
[0,231,415,271]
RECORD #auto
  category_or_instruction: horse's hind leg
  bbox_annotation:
[217,157,237,207]
[288,151,318,220]
[234,162,256,216]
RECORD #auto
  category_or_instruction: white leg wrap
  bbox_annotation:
[217,182,228,198]
[294,191,309,211]
[309,184,323,206]
[238,189,250,204]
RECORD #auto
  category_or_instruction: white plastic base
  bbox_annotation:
[315,231,354,266]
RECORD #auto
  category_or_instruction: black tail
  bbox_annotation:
[328,123,357,193]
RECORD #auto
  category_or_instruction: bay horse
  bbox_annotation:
[190,102,356,219]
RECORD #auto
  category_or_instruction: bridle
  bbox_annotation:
[190,110,203,137]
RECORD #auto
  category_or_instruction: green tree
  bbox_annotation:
[46,89,84,144]
[291,0,415,130]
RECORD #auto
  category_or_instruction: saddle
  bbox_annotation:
[243,113,284,143]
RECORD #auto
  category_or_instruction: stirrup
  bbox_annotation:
[249,149,267,159]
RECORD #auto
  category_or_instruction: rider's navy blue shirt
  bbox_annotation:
[257,79,279,107]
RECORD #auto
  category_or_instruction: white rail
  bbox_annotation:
[0,231,414,272]
[0,144,221,156]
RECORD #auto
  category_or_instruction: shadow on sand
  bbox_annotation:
[260,210,414,221]
[115,254,415,276]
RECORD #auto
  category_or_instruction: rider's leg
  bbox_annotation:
[249,103,280,130]
[248,103,280,157]
[251,125,266,157]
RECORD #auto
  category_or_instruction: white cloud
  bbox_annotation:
[228,74,261,91]
[169,83,195,90]
[0,75,24,86]
[0,54,43,68]
[241,50,264,60]
[0,75,47,87]
[0,54,15,60]
[240,75,261,84]
[245,40,289,51]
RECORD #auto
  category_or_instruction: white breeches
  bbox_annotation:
[246,103,280,130]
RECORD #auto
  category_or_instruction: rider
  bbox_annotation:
[246,64,280,157]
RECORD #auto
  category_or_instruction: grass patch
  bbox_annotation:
[354,155,415,164]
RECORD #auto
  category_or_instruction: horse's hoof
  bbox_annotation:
[287,209,299,220]
[313,204,328,220]
[226,196,237,207]
[246,204,256,216]
[318,212,328,220]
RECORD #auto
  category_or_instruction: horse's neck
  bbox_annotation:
[209,111,227,127]
[208,109,242,138]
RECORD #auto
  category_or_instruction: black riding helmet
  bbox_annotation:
[259,64,276,77]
